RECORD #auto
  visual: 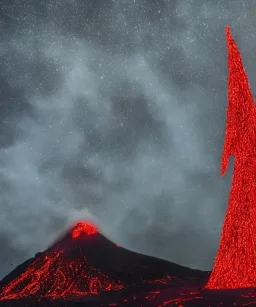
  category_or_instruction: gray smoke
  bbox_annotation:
[0,0,255,279]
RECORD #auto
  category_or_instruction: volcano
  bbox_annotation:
[1,222,256,307]
[0,221,210,306]
[1,223,256,307]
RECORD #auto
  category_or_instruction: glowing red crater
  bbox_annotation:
[71,222,98,239]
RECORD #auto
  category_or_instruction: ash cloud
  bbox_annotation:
[0,0,256,279]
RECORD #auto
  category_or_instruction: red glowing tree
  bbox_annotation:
[205,26,256,289]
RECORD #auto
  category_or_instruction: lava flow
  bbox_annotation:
[0,222,124,301]
[205,26,256,289]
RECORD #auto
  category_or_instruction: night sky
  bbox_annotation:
[0,0,255,280]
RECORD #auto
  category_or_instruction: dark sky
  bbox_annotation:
[0,0,256,279]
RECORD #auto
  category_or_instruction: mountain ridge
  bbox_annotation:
[0,221,209,302]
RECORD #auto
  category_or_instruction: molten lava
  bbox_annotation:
[205,26,256,289]
[0,221,123,301]
[71,221,98,238]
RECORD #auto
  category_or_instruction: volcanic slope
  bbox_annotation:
[2,222,256,306]
[0,221,208,303]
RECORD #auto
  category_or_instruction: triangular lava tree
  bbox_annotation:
[205,26,256,289]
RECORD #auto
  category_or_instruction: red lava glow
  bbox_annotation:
[0,221,123,301]
[71,221,98,238]
[205,26,256,289]
[0,251,123,301]
[0,219,173,302]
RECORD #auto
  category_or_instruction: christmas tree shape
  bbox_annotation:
[205,26,256,289]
